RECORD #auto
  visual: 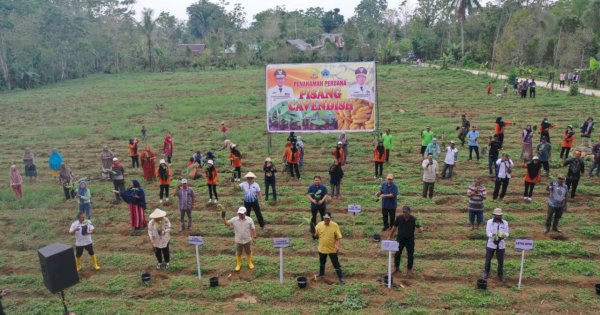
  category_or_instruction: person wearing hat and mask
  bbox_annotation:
[373,140,386,179]
[563,149,585,198]
[420,127,435,156]
[337,133,348,164]
[263,157,277,201]
[560,125,575,159]
[163,134,174,164]
[441,141,459,179]
[128,137,140,169]
[111,157,125,202]
[235,172,265,229]
[283,141,300,180]
[328,159,344,198]
[157,159,171,204]
[467,177,487,230]
[522,156,542,201]
[424,137,441,161]
[377,174,398,231]
[333,141,345,166]
[220,122,228,140]
[114,179,147,230]
[348,67,374,103]
[230,144,243,182]
[387,205,423,277]
[314,212,345,284]
[422,154,438,199]
[267,69,294,110]
[307,176,329,231]
[175,179,195,232]
[69,212,100,272]
[223,206,257,271]
[482,208,509,281]
[140,145,156,181]
[493,153,513,200]
[381,129,392,162]
[148,208,171,269]
[205,160,219,204]
[545,174,568,233]
[76,179,92,219]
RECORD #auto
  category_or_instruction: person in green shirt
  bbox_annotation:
[382,129,393,162]
[421,126,434,155]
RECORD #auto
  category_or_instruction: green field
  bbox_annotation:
[1,65,600,314]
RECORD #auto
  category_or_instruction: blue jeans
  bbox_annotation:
[488,157,498,175]
[468,210,483,225]
[79,202,92,219]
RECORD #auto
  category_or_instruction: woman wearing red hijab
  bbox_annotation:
[163,134,174,164]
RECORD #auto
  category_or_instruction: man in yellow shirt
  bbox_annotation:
[314,213,345,284]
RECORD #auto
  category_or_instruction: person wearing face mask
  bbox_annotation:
[482,208,509,282]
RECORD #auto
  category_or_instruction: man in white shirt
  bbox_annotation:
[493,153,514,200]
[223,207,256,271]
[348,67,374,103]
[267,69,294,110]
[482,208,509,282]
[69,212,100,272]
[422,154,438,198]
[441,141,459,179]
[235,172,265,229]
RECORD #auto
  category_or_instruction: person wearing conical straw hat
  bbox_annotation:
[222,206,256,271]
[148,208,171,270]
[234,172,265,229]
[482,208,509,282]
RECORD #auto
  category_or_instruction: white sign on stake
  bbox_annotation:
[514,239,534,251]
[188,236,204,246]
[348,204,362,214]
[273,238,290,248]
[381,240,399,252]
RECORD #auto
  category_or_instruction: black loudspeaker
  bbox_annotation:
[38,243,79,293]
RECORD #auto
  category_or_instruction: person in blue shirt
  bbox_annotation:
[377,174,398,231]
[306,176,329,232]
[467,126,480,161]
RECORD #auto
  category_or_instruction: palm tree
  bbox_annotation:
[141,8,157,70]
[451,0,481,58]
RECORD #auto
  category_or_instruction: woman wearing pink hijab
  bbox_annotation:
[9,165,23,199]
[163,134,174,164]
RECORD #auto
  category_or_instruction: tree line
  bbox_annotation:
[1,0,599,91]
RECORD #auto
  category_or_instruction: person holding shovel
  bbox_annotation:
[482,208,509,282]
[387,205,423,277]
[235,172,265,230]
[69,212,100,272]
[222,206,256,271]
[314,212,345,284]
[175,179,195,232]
[148,208,171,270]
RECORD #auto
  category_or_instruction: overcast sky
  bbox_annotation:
[132,0,412,24]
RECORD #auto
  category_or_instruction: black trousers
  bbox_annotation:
[484,247,505,276]
[529,88,535,98]
[75,244,95,257]
[422,182,434,198]
[207,184,218,200]
[493,178,510,199]
[131,156,139,168]
[524,182,536,197]
[311,206,326,227]
[265,176,277,200]
[469,146,480,160]
[319,252,341,270]
[113,180,125,201]
[546,205,564,229]
[154,243,170,263]
[541,161,549,172]
[330,183,341,197]
[63,186,75,200]
[497,133,505,148]
[375,162,383,177]
[566,177,580,197]
[159,184,169,199]
[394,237,415,270]
[488,156,498,175]
[244,200,264,228]
[166,155,172,164]
[289,163,300,179]
[540,131,550,143]
[420,146,426,155]
[560,147,571,159]
[234,167,241,179]
[385,149,390,162]
[382,208,396,229]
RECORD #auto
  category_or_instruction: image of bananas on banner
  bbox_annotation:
[266,62,377,133]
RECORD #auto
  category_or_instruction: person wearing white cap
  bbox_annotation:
[230,144,243,182]
[424,137,441,161]
[332,141,345,166]
[522,156,542,201]
[148,208,171,270]
[441,140,458,179]
[175,179,195,231]
[205,160,219,204]
[234,172,265,229]
[157,159,171,203]
[545,174,568,233]
[222,206,256,271]
[314,212,345,284]
[111,157,125,202]
[482,208,509,282]
[263,157,277,201]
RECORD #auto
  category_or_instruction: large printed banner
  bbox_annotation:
[266,62,377,133]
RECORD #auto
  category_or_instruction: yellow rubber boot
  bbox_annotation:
[91,255,101,270]
[247,255,255,270]
[235,255,242,271]
[76,257,82,272]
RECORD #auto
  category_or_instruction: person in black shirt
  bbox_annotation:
[564,150,585,198]
[328,159,344,198]
[387,205,423,277]
[488,135,501,177]
[539,117,555,143]
[263,157,277,201]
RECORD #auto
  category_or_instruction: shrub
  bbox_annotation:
[569,84,579,96]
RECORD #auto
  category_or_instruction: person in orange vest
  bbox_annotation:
[332,141,345,166]
[205,160,219,204]
[373,140,386,179]
[230,144,243,182]
[283,142,300,180]
[560,125,575,159]
[495,117,512,149]
[157,159,171,204]
[129,138,140,168]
